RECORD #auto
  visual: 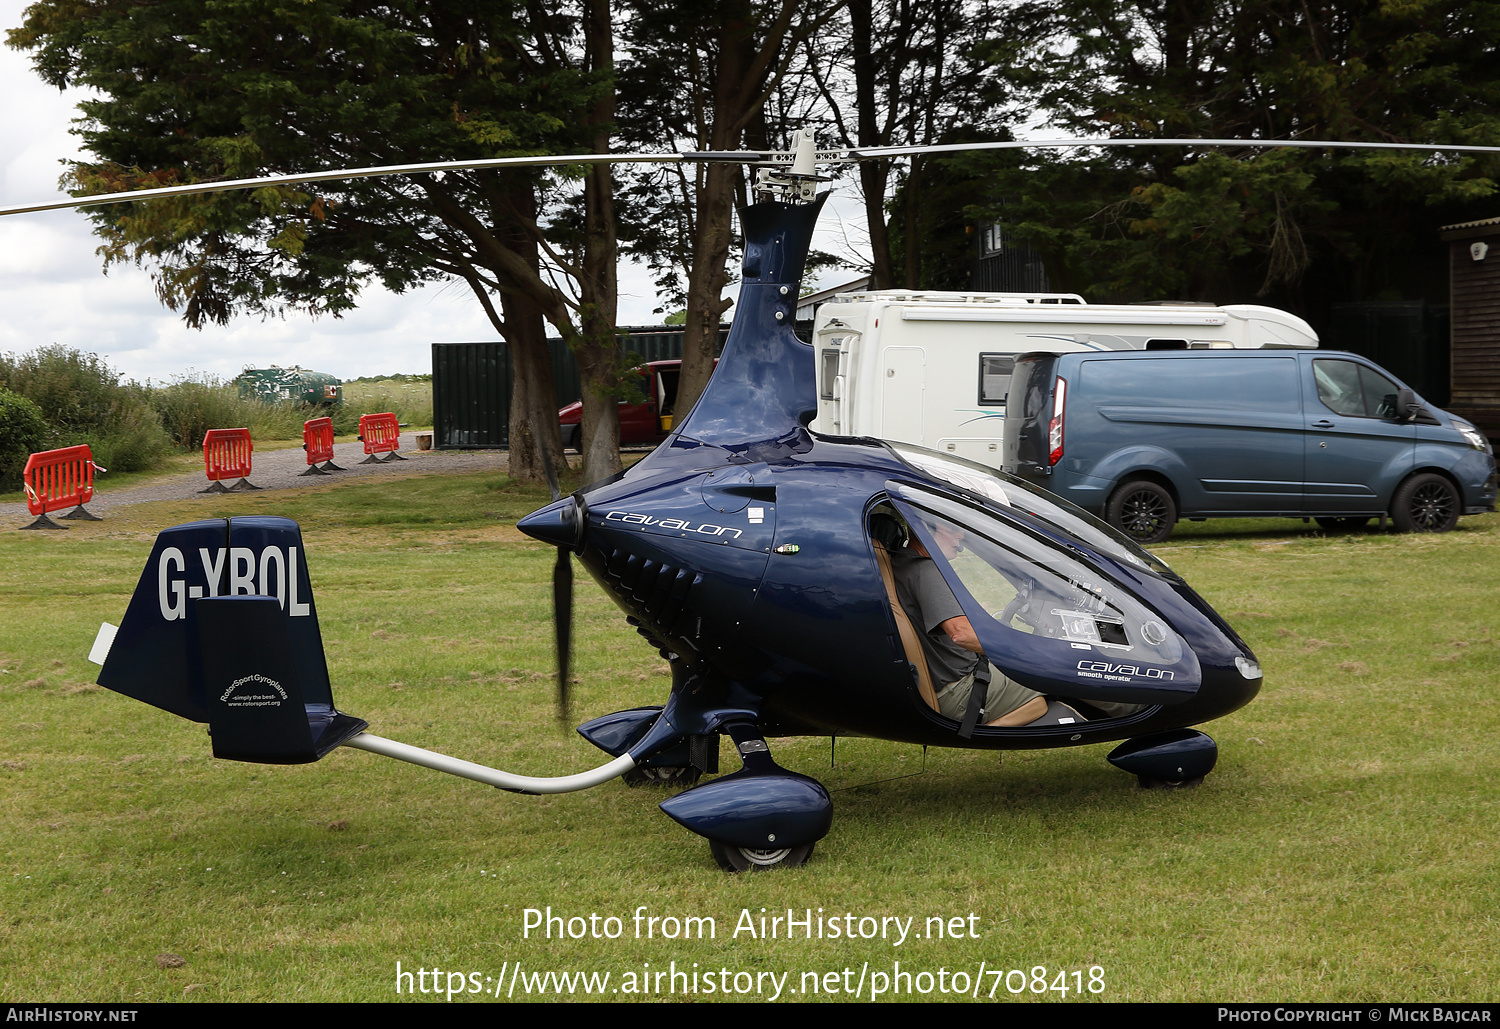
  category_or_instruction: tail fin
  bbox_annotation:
[97,516,366,763]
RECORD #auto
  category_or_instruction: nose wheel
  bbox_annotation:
[659,722,833,873]
[710,841,815,872]
[1136,775,1205,790]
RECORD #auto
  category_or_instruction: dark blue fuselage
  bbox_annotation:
[521,196,1261,758]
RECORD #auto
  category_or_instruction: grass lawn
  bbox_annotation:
[1,474,1496,1003]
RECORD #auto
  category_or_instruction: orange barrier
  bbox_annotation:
[201,428,260,493]
[20,445,103,529]
[300,417,343,476]
[358,412,405,463]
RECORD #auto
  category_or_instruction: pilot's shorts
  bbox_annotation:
[934,664,1042,723]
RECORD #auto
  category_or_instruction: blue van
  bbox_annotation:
[1003,350,1497,542]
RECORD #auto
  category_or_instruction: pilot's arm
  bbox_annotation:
[938,615,983,654]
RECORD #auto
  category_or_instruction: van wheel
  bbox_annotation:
[564,426,581,453]
[1391,473,1459,533]
[1107,481,1177,544]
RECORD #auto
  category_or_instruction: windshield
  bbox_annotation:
[888,442,1178,580]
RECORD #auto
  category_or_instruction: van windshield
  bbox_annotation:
[887,442,1179,581]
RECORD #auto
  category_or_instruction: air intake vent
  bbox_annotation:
[600,547,703,644]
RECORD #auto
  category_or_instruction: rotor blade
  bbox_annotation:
[0,150,683,219]
[553,545,573,727]
[835,138,1500,160]
[10,137,1499,219]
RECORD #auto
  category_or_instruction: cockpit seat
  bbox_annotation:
[1028,700,1086,726]
[870,521,942,714]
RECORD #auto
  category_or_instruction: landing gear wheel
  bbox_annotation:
[1390,473,1459,533]
[1106,480,1177,544]
[710,840,815,872]
[622,765,701,788]
[1137,775,1204,790]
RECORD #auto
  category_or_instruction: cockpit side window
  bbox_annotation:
[888,486,1199,708]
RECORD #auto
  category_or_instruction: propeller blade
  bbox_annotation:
[536,431,562,503]
[553,545,573,726]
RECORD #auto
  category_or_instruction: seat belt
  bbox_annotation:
[958,660,990,739]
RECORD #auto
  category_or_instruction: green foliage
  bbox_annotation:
[0,345,172,473]
[141,379,212,446]
[960,0,1500,306]
[150,372,307,450]
[6,0,611,330]
[336,379,435,433]
[0,388,48,491]
[84,397,175,473]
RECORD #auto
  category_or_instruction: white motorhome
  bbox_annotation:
[810,290,1318,469]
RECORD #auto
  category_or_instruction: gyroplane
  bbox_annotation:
[10,130,1495,871]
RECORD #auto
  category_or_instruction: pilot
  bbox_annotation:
[888,523,1051,728]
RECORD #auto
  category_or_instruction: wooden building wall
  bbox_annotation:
[1443,218,1500,438]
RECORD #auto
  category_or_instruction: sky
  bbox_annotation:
[0,0,873,385]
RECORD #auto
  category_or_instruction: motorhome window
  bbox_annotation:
[1079,357,1299,412]
[820,350,839,400]
[1145,339,1187,350]
[1313,359,1400,419]
[979,354,1016,404]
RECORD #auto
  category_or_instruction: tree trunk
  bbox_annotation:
[503,285,562,487]
[675,7,754,424]
[677,162,738,421]
[851,0,896,289]
[492,177,564,486]
[902,158,925,288]
[574,0,624,485]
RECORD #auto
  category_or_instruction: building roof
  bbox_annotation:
[796,276,872,320]
[1440,216,1500,235]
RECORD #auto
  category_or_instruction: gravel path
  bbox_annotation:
[3,433,510,523]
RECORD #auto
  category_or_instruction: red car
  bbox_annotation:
[559,359,714,451]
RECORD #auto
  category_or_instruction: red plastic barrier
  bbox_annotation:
[22,445,99,526]
[303,417,335,465]
[201,428,258,492]
[358,412,405,463]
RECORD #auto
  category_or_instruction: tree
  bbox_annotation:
[968,0,1500,314]
[8,0,626,483]
[807,0,1024,289]
[617,0,832,421]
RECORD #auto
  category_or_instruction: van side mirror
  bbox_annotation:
[1395,388,1418,423]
